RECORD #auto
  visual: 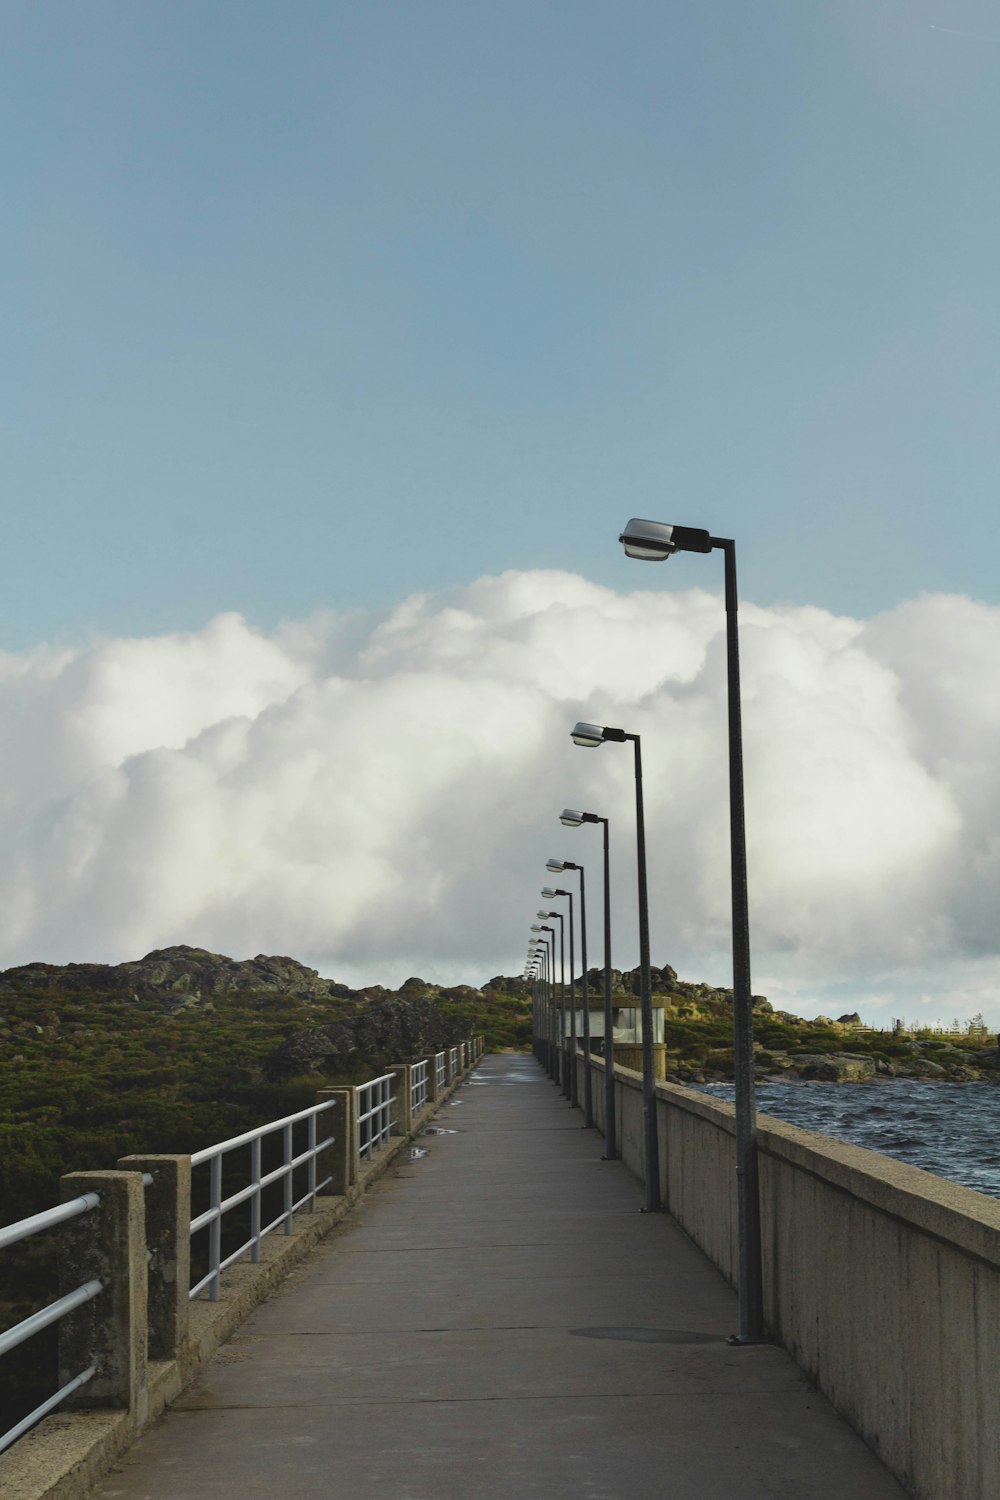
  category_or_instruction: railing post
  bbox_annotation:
[117,1155,191,1361]
[58,1170,148,1420]
[390,1065,413,1136]
[316,1089,355,1193]
[425,1054,440,1104]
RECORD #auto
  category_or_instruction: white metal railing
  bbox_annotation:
[189,1102,335,1302]
[410,1060,429,1115]
[0,1177,148,1454]
[356,1074,394,1161]
[0,1040,483,1458]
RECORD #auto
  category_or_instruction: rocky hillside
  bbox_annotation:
[0,946,532,1096]
[0,945,353,1008]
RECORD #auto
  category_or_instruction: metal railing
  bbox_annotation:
[356,1074,394,1161]
[410,1060,429,1115]
[0,1039,482,1457]
[0,1177,149,1454]
[189,1102,335,1302]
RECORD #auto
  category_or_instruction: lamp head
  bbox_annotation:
[571,720,628,746]
[540,886,560,899]
[619,517,712,560]
[571,721,605,748]
[545,859,565,873]
[560,807,601,826]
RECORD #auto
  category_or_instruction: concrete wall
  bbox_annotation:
[577,1047,1000,1500]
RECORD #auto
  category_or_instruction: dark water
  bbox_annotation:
[696,1079,1000,1199]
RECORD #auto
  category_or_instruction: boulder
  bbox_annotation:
[899,1057,947,1079]
[786,1053,876,1082]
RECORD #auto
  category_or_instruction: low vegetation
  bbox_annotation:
[0,949,530,1436]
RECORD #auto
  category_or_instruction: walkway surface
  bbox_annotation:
[92,1055,910,1500]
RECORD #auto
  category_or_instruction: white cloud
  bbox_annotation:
[2,573,1000,1027]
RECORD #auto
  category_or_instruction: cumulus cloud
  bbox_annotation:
[2,574,999,1026]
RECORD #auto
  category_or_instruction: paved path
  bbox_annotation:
[92,1055,910,1499]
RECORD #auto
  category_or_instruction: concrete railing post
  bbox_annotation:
[58,1170,148,1421]
[118,1155,191,1361]
[316,1089,356,1193]
[425,1054,440,1104]
[390,1065,413,1136]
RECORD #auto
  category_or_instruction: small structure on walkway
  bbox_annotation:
[567,999,668,1080]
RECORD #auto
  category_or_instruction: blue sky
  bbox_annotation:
[4,2,1000,1021]
[4,0,1000,649]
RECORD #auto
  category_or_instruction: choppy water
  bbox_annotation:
[696,1079,1000,1199]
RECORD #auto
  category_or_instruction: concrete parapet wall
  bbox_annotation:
[578,1049,1000,1500]
[1,1042,482,1500]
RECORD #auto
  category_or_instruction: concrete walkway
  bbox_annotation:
[91,1055,910,1500]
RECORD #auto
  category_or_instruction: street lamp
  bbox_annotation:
[562,807,616,1160]
[540,889,576,1106]
[528,937,550,1054]
[530,926,557,1080]
[530,924,554,1080]
[571,719,659,1212]
[619,515,763,1343]
[527,949,550,1071]
[548,857,592,1128]
[536,912,566,1091]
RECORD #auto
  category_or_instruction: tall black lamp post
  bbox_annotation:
[539,898,574,1102]
[562,807,616,1159]
[618,516,763,1342]
[534,914,566,1090]
[571,721,660,1213]
[526,951,545,1067]
[548,857,592,1128]
[531,942,554,1076]
[530,925,557,1081]
[540,888,577,1106]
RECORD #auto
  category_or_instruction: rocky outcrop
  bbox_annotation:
[0,945,356,1007]
[263,995,470,1081]
[775,1053,877,1082]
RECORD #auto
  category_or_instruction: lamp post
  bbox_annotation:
[525,955,543,1064]
[530,926,556,1080]
[535,914,566,1090]
[562,808,616,1159]
[571,721,659,1213]
[540,889,576,1106]
[531,942,554,1076]
[619,516,763,1342]
[548,857,592,1128]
